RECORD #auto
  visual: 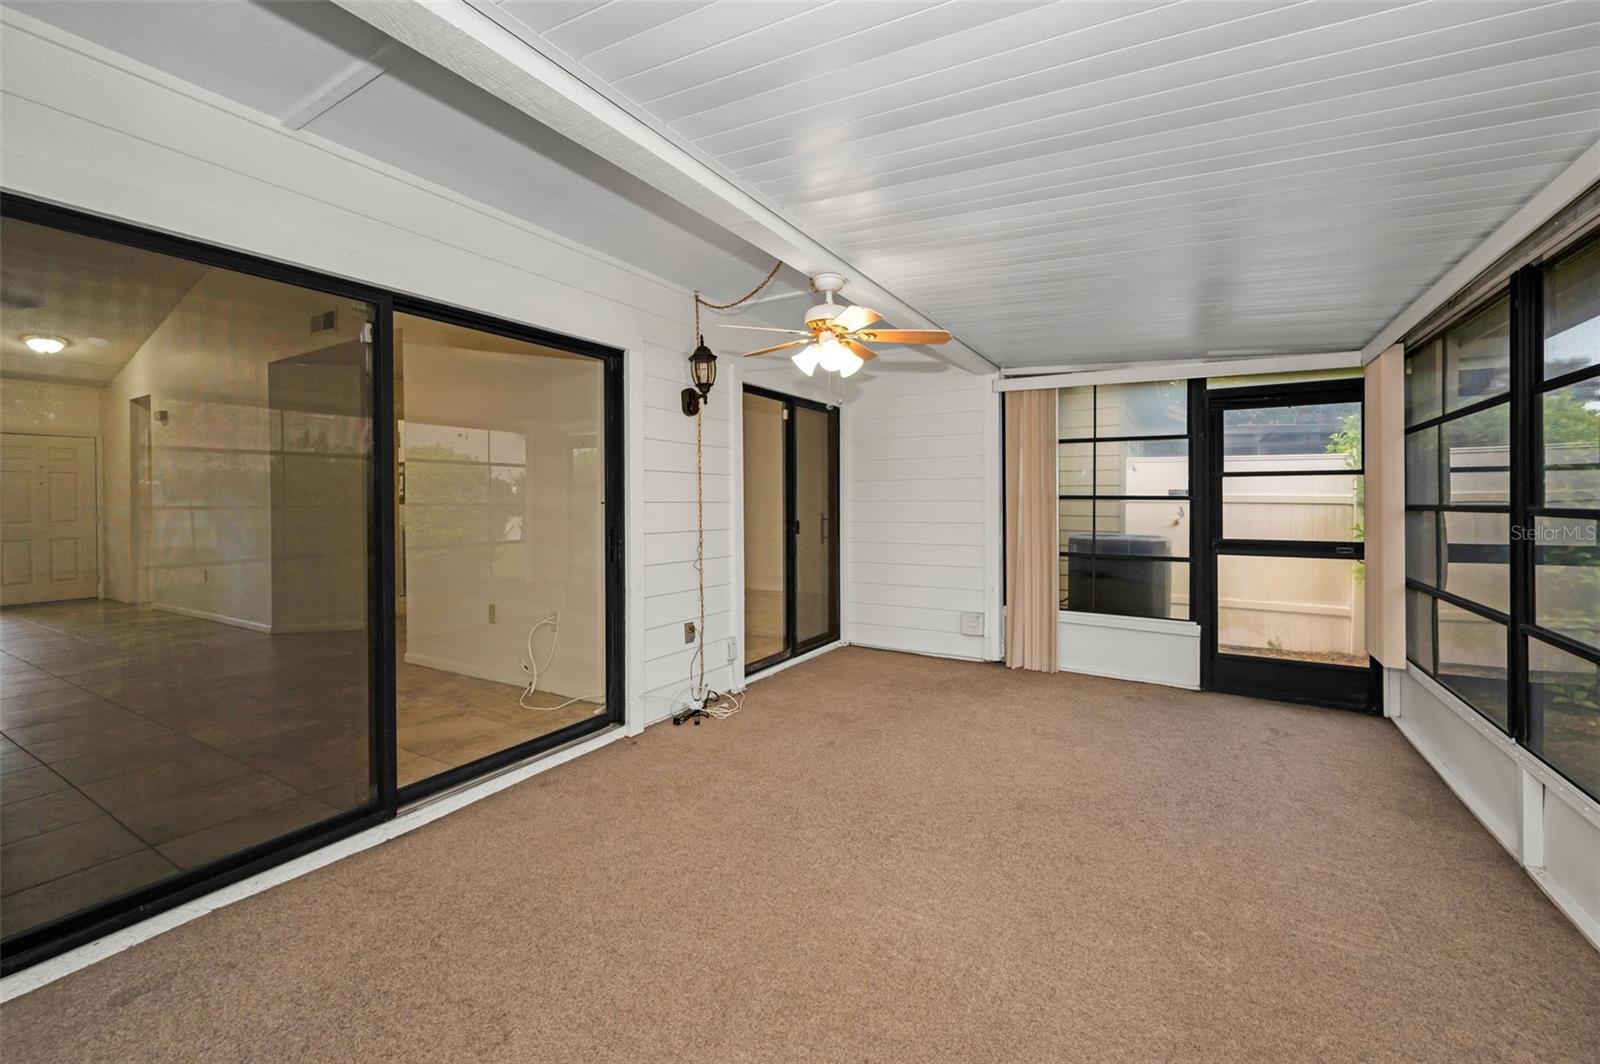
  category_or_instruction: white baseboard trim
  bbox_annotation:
[742,640,846,686]
[0,725,628,1003]
[1393,714,1518,859]
[402,649,524,689]
[1406,665,1600,833]
[153,603,270,633]
[1528,866,1600,954]
[1061,663,1202,691]
[1394,666,1600,955]
[845,640,990,664]
[267,620,366,634]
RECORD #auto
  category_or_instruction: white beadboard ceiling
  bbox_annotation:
[467,0,1600,367]
[8,1,1600,371]
[0,0,819,335]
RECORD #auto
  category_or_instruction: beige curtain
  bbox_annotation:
[1005,390,1059,673]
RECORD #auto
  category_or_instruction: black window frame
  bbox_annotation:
[1405,229,1600,804]
[0,192,628,974]
[1056,380,1199,621]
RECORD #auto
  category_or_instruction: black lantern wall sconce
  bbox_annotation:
[681,338,717,416]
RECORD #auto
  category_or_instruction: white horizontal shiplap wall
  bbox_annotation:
[640,344,735,713]
[846,368,1001,661]
[0,12,739,728]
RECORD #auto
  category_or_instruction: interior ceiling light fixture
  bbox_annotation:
[22,335,67,355]
[721,273,951,379]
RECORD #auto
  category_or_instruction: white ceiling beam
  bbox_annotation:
[994,350,1363,392]
[328,0,996,375]
[278,43,399,131]
[1358,140,1600,363]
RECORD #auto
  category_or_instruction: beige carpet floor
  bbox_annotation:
[3,647,1597,1062]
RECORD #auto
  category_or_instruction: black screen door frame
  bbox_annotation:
[1199,378,1380,712]
[744,385,841,674]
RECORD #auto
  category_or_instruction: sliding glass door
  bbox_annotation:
[391,306,617,797]
[743,387,839,672]
[0,198,386,972]
[1202,379,1376,710]
[0,194,625,975]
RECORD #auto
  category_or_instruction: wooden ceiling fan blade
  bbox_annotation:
[855,329,952,345]
[843,339,877,362]
[742,339,812,357]
[717,324,812,335]
[831,305,881,333]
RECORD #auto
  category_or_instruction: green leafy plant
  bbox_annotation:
[1327,411,1365,579]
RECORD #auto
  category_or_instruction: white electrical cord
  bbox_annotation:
[519,613,599,713]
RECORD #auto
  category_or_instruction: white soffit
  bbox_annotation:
[352,0,1600,370]
[330,0,997,373]
[0,1,821,335]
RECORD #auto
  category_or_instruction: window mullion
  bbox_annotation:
[1508,262,1542,748]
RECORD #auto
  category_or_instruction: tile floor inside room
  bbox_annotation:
[394,626,603,787]
[744,589,785,667]
[1,600,602,939]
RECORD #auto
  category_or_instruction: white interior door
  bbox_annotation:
[1,433,99,606]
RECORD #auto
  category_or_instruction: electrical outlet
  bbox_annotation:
[684,621,696,643]
[488,603,497,624]
[959,611,984,636]
[202,568,208,584]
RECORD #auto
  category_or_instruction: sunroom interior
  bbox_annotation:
[0,2,1597,1060]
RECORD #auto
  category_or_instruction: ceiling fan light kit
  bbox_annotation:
[723,273,953,382]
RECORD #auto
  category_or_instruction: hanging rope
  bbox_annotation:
[693,259,784,340]
[694,401,707,698]
[686,261,783,714]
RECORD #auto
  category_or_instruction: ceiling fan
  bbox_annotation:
[719,272,950,378]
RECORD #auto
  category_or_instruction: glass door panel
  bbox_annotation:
[742,392,788,669]
[793,404,837,649]
[393,310,609,794]
[743,388,839,672]
[1206,381,1375,710]
[1216,555,1367,665]
[0,212,380,952]
[1221,401,1361,470]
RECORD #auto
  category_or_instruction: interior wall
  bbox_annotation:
[844,366,1001,661]
[0,378,102,438]
[0,13,738,725]
[95,267,360,629]
[399,340,604,697]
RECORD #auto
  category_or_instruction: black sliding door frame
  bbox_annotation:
[0,193,627,975]
[389,296,625,804]
[744,385,841,674]
[1199,378,1379,712]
